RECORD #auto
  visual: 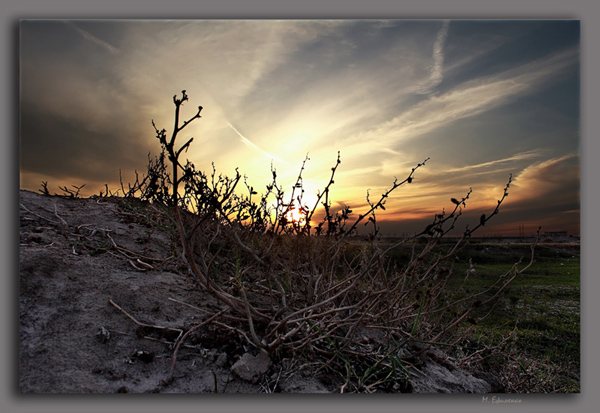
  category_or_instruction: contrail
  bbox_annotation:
[430,20,450,85]
[226,122,289,165]
[414,20,450,95]
[63,21,120,55]
[447,149,547,173]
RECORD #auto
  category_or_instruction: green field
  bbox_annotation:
[380,238,580,392]
[448,240,580,392]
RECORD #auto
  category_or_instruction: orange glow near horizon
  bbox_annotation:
[19,20,580,237]
[19,154,580,238]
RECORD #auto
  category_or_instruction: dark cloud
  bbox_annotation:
[442,20,580,91]
[18,20,580,236]
[20,100,150,183]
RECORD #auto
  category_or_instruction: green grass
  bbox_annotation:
[382,239,580,392]
[451,241,580,392]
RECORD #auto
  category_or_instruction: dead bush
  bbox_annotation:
[135,91,538,392]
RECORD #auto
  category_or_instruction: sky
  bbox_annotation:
[19,19,580,237]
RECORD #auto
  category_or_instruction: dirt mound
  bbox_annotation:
[20,190,256,393]
[19,190,500,393]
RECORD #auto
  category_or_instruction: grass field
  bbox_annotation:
[379,237,580,392]
[440,240,580,392]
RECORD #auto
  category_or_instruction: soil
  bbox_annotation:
[19,189,500,394]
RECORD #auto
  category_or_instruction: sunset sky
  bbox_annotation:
[19,19,580,237]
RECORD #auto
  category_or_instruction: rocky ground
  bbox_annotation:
[19,189,503,394]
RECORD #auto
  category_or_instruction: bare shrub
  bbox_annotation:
[137,91,537,392]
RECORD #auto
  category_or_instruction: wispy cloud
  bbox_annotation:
[446,149,547,173]
[19,20,580,236]
[342,45,579,157]
[227,122,289,165]
[413,20,450,95]
[513,153,580,198]
[63,21,120,55]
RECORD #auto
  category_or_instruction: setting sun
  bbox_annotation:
[19,19,580,237]
[284,206,304,224]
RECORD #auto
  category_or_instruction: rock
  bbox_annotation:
[96,326,110,344]
[215,352,228,368]
[131,350,155,363]
[278,377,330,393]
[231,352,272,383]
[473,371,505,393]
[206,349,218,361]
[406,342,498,393]
[410,362,491,393]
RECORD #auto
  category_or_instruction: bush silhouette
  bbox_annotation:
[126,91,538,391]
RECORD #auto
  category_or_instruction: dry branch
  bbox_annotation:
[128,90,536,392]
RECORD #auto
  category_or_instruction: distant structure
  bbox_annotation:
[518,223,525,238]
[544,231,569,238]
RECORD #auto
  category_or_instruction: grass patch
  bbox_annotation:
[439,241,580,392]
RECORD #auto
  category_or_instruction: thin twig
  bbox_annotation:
[54,203,68,226]
[105,232,165,262]
[19,203,59,225]
[109,299,183,336]
[165,308,228,383]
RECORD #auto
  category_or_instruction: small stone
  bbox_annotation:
[132,350,154,363]
[96,326,110,343]
[231,352,272,383]
[278,377,330,393]
[215,352,228,367]
[206,348,218,361]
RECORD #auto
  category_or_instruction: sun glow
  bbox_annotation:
[278,191,321,228]
[19,20,580,238]
[284,206,304,224]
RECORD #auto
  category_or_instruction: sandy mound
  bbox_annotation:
[19,190,498,393]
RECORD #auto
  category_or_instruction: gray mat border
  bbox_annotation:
[3,1,596,412]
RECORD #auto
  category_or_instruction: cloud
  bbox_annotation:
[18,20,580,236]
[412,20,450,95]
[445,149,547,174]
[340,45,579,159]
[19,101,148,182]
[512,153,580,202]
[226,122,289,165]
[63,21,120,55]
